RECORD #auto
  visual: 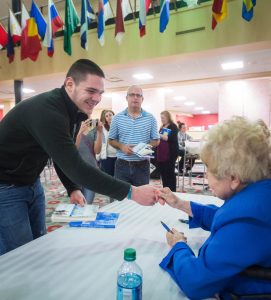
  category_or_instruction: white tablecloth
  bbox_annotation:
[0,193,222,300]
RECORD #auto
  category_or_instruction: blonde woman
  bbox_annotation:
[159,117,271,299]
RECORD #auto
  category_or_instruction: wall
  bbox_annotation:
[175,113,218,130]
[0,0,271,80]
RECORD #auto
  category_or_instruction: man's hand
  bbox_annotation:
[121,144,134,155]
[131,185,165,206]
[166,228,187,247]
[70,190,86,206]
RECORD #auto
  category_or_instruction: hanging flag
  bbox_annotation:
[139,0,152,37]
[21,3,42,61]
[43,0,64,57]
[6,17,15,63]
[115,0,125,44]
[183,0,198,8]
[97,0,105,46]
[80,0,95,50]
[30,0,47,40]
[160,0,170,33]
[122,0,132,19]
[64,0,80,55]
[242,0,256,22]
[212,0,227,30]
[0,22,8,49]
[104,0,113,22]
[9,9,21,44]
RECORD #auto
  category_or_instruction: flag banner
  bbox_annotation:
[9,9,21,44]
[64,0,80,55]
[0,22,8,49]
[97,0,105,46]
[115,0,125,44]
[212,0,227,30]
[30,0,47,40]
[160,0,170,33]
[80,0,95,50]
[242,0,256,22]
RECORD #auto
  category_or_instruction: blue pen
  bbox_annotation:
[160,221,173,234]
[178,218,189,224]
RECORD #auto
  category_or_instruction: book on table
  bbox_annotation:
[51,203,99,223]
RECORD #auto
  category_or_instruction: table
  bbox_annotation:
[0,193,222,300]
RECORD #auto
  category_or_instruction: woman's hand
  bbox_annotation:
[159,187,180,209]
[96,120,103,133]
[166,228,187,247]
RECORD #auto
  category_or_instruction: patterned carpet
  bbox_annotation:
[42,166,210,233]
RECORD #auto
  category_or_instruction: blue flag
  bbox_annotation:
[242,0,256,22]
[160,0,170,33]
[30,0,47,40]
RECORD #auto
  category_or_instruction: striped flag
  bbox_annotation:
[43,0,64,57]
[21,3,42,61]
[139,0,151,37]
[9,9,21,44]
[97,0,105,46]
[80,0,95,50]
[115,0,125,44]
[212,0,227,30]
[0,22,8,49]
[64,0,80,55]
[160,0,170,33]
[242,0,256,22]
[104,0,113,22]
[30,0,47,40]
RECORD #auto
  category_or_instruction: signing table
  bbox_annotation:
[0,193,222,300]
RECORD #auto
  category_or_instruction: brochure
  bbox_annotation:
[133,142,154,158]
[51,204,99,223]
[69,212,120,228]
[161,128,171,136]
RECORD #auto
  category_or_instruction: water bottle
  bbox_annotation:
[117,248,143,300]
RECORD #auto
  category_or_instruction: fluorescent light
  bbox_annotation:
[23,88,35,94]
[184,101,195,106]
[159,88,173,94]
[194,106,204,111]
[173,96,186,100]
[132,73,153,80]
[103,93,113,98]
[221,61,244,70]
[202,110,211,114]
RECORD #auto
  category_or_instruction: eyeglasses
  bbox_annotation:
[127,93,143,98]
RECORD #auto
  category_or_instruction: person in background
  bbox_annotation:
[76,118,103,204]
[156,111,178,192]
[0,59,162,255]
[99,109,117,177]
[109,85,160,186]
[159,117,271,299]
[178,122,195,174]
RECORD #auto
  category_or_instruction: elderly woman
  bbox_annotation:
[159,117,271,299]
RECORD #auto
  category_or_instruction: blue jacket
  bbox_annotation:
[160,179,271,299]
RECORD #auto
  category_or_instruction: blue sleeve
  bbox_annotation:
[189,201,219,231]
[150,116,160,140]
[108,116,118,140]
[160,220,270,299]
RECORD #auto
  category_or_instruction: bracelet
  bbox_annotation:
[127,186,132,200]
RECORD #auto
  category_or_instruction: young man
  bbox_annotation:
[0,60,161,255]
[109,85,160,185]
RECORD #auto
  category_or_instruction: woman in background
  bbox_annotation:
[156,111,178,192]
[159,117,271,299]
[99,110,117,177]
[76,118,103,204]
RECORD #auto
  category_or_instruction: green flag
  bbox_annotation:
[64,0,80,55]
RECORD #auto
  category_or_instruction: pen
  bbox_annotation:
[160,221,173,234]
[178,218,189,224]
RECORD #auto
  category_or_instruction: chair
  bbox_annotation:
[229,266,271,299]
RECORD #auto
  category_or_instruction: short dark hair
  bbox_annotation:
[178,122,185,129]
[66,59,105,84]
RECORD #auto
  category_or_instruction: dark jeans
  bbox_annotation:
[178,149,195,172]
[115,159,150,186]
[100,157,117,177]
[0,178,46,255]
[158,158,177,192]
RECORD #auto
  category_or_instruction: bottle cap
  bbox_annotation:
[124,248,136,261]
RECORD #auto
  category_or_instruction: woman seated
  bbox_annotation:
[159,116,271,299]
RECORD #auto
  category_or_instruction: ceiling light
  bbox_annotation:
[132,73,153,80]
[184,101,195,106]
[173,96,186,100]
[202,110,211,114]
[194,107,204,111]
[22,88,35,94]
[103,93,113,98]
[159,88,173,94]
[221,61,244,70]
[0,104,4,109]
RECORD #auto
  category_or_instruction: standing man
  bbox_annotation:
[0,60,161,255]
[109,85,160,186]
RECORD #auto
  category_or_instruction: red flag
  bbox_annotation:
[212,0,227,30]
[0,22,8,49]
[21,4,42,61]
[115,0,125,44]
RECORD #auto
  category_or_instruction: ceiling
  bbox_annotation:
[1,1,271,114]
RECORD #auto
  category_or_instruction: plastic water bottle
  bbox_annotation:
[117,248,143,300]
